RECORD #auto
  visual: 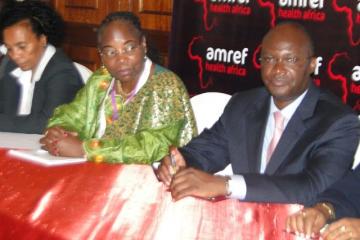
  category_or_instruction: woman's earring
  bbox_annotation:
[100,64,109,75]
[144,48,147,61]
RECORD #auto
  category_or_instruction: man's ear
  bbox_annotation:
[308,56,317,75]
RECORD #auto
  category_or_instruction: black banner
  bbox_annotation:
[169,0,360,112]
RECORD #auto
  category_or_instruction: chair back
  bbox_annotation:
[73,62,92,83]
[190,92,233,175]
[0,44,7,55]
[190,92,231,133]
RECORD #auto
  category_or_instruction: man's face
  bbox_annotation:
[260,25,316,109]
[3,20,46,71]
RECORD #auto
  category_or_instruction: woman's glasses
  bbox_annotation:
[99,42,140,59]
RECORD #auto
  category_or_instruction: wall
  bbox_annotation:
[50,0,173,70]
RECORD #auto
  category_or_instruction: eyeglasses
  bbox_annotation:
[259,55,312,67]
[99,42,140,59]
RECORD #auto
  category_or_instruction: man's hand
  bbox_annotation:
[322,218,360,240]
[156,146,186,186]
[170,168,228,201]
[286,206,328,239]
[156,146,229,201]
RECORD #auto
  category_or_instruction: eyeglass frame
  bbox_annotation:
[98,40,142,59]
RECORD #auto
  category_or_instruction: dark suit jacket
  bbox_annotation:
[316,165,360,219]
[0,49,83,133]
[181,83,360,204]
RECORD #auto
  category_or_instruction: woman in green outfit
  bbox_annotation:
[40,12,197,164]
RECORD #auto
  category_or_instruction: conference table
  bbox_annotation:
[0,133,304,240]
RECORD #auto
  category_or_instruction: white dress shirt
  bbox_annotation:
[228,90,308,199]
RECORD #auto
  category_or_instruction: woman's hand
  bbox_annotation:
[322,218,360,240]
[40,126,67,153]
[286,206,328,239]
[53,134,85,157]
[40,127,84,157]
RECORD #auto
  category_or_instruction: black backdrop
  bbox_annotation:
[169,0,360,112]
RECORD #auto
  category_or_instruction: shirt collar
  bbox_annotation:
[269,89,308,122]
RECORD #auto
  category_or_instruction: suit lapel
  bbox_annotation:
[265,114,305,174]
[265,83,320,174]
[245,96,270,173]
[4,73,20,114]
[31,81,42,113]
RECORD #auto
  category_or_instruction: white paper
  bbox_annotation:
[8,149,86,167]
[0,132,42,149]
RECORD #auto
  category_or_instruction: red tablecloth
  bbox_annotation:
[0,148,302,240]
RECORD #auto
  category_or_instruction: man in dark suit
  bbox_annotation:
[156,22,360,204]
[286,165,360,239]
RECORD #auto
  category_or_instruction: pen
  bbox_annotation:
[169,152,176,176]
[319,224,329,234]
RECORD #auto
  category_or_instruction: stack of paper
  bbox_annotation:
[0,132,42,149]
[8,149,86,167]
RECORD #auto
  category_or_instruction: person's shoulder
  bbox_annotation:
[153,64,180,78]
[45,49,77,74]
[221,87,268,117]
[41,49,84,83]
[316,87,356,117]
[84,67,112,86]
[232,87,267,98]
[230,87,268,105]
[151,64,185,88]
[1,57,17,74]
[300,86,359,131]
[49,49,73,65]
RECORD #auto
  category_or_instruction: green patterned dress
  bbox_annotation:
[47,64,197,164]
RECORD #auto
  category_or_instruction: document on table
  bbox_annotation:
[8,149,86,167]
[0,132,42,149]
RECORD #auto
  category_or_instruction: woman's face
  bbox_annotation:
[3,19,46,71]
[98,20,147,84]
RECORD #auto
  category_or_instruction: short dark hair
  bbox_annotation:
[0,0,65,46]
[97,11,143,45]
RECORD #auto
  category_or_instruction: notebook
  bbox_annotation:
[8,149,86,167]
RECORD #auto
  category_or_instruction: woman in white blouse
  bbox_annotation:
[0,0,83,133]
